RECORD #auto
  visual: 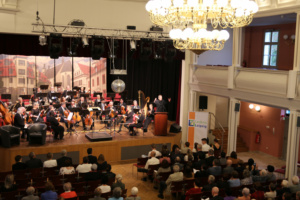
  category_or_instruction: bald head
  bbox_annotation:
[227,159,232,166]
[212,187,219,197]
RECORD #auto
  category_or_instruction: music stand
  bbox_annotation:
[40,85,49,90]
[19,95,31,100]
[51,93,62,98]
[36,93,48,98]
[1,94,11,100]
[67,91,77,96]
[80,93,90,99]
[53,104,61,109]
[94,92,102,98]
[73,86,81,91]
[54,82,62,87]
[133,109,140,114]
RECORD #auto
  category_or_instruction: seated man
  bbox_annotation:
[48,111,64,140]
[84,148,98,164]
[22,186,39,200]
[43,152,57,168]
[181,142,191,154]
[143,103,154,132]
[58,102,74,132]
[12,155,27,171]
[25,152,43,169]
[158,164,184,199]
[201,138,210,152]
[138,151,160,181]
[184,178,202,200]
[57,149,73,168]
[117,105,133,133]
[289,176,300,193]
[202,175,217,192]
[76,157,92,173]
[147,143,162,158]
[14,107,28,140]
[128,111,145,136]
[211,187,224,200]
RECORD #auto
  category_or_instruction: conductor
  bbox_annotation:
[154,95,171,112]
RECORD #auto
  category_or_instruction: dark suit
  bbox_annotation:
[14,113,27,139]
[154,99,167,112]
[129,114,145,134]
[77,101,87,109]
[205,156,216,167]
[208,166,222,176]
[12,162,27,171]
[211,196,224,200]
[85,155,97,164]
[143,109,154,131]
[48,116,64,139]
[25,158,43,169]
[57,156,73,167]
[118,111,133,132]
[85,171,101,181]
[63,90,73,101]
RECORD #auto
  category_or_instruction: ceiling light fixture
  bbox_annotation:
[82,35,89,46]
[39,35,47,46]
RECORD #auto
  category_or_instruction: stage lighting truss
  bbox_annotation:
[32,23,170,41]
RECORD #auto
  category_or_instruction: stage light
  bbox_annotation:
[130,40,136,51]
[255,105,261,112]
[249,104,254,109]
[39,35,47,46]
[82,36,89,46]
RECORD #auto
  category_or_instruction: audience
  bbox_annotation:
[57,149,73,168]
[192,142,198,153]
[85,164,101,181]
[21,186,39,200]
[224,189,235,200]
[141,151,160,181]
[208,159,222,176]
[59,159,75,175]
[211,186,224,200]
[76,157,92,173]
[266,165,276,182]
[108,187,123,200]
[184,178,202,200]
[277,180,291,198]
[161,143,170,155]
[43,152,57,168]
[203,175,217,191]
[206,149,216,167]
[89,187,105,200]
[223,159,234,175]
[252,168,268,183]
[173,156,184,171]
[157,159,171,174]
[97,154,108,171]
[12,155,27,171]
[181,142,191,154]
[59,182,77,199]
[148,143,162,157]
[183,165,194,180]
[251,182,264,200]
[289,175,300,193]
[41,181,57,200]
[126,187,140,200]
[0,174,17,192]
[219,152,227,166]
[112,174,125,190]
[240,169,253,186]
[170,147,182,162]
[217,174,230,189]
[25,152,43,169]
[85,148,98,164]
[159,150,171,164]
[228,151,240,165]
[228,170,241,187]
[235,160,245,174]
[105,164,116,179]
[238,187,251,200]
[98,175,111,193]
[265,182,277,200]
[184,149,194,162]
[201,138,210,151]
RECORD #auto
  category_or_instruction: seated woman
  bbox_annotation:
[251,182,264,200]
[108,187,123,200]
[112,174,125,190]
[97,154,108,171]
[184,149,194,162]
[159,150,171,164]
[97,175,111,194]
[238,188,251,200]
[154,160,171,189]
[125,187,140,200]
[228,151,240,164]
[183,165,194,180]
[59,182,77,199]
[1,174,17,193]
[91,187,106,200]
[240,169,253,186]
[41,181,57,200]
[228,170,241,187]
[21,186,39,200]
[59,159,75,175]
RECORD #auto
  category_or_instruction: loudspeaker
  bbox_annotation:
[199,96,208,110]
[235,103,240,112]
[297,117,300,127]
[169,123,181,133]
[49,33,63,59]
[91,36,105,60]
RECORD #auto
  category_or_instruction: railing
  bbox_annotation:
[209,112,226,152]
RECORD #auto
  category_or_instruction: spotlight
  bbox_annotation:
[130,40,136,51]
[82,36,89,46]
[249,104,254,109]
[39,35,47,46]
[255,106,261,112]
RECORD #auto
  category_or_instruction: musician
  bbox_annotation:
[34,88,45,105]
[77,96,87,108]
[0,113,6,127]
[94,95,102,120]
[80,103,94,131]
[154,95,171,112]
[129,110,145,136]
[118,98,127,113]
[80,87,86,94]
[143,103,155,132]
[46,105,56,122]
[117,105,133,133]
[48,111,64,140]
[47,87,58,104]
[132,100,140,109]
[63,86,73,102]
[15,97,25,110]
[58,103,74,132]
[68,101,76,109]
[31,102,43,123]
[14,107,28,140]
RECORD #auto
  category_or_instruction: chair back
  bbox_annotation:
[101,191,112,200]
[170,180,185,193]
[137,157,148,166]
[147,164,160,176]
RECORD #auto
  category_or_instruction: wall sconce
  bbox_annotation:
[255,106,261,112]
[283,34,295,45]
[249,104,254,109]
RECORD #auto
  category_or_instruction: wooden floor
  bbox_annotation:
[0,120,182,172]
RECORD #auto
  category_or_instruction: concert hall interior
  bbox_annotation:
[0,1,300,200]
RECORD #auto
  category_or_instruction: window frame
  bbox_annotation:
[262,30,280,68]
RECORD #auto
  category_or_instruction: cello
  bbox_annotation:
[0,101,13,125]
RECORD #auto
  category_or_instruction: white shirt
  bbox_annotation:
[145,157,160,169]
[43,159,57,168]
[76,163,92,173]
[98,185,111,193]
[202,143,210,151]
[148,149,162,157]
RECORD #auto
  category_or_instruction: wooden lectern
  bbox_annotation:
[154,112,168,136]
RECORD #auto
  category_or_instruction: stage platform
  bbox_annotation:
[0,121,181,172]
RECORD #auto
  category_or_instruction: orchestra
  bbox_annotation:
[1,85,167,143]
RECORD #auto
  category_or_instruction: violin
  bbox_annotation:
[121,106,126,114]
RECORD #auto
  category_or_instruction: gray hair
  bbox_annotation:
[243,169,251,178]
[293,176,300,185]
[61,149,67,156]
[63,182,72,192]
[26,186,35,195]
[94,187,102,197]
[112,187,122,198]
[242,188,250,196]
[17,107,23,114]
[208,149,214,155]
[208,175,215,183]
[131,187,138,196]
[91,164,98,171]
[33,102,39,107]
[173,165,180,172]
[260,169,267,176]
[282,180,289,188]
[116,174,123,182]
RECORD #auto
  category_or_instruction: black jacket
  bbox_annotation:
[14,113,25,129]
[57,156,73,167]
[12,162,27,171]
[85,155,98,164]
[25,158,43,169]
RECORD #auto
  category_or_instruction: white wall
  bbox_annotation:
[0,0,154,34]
[215,96,229,128]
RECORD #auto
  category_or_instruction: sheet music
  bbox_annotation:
[67,112,73,121]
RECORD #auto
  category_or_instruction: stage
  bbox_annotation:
[0,121,181,172]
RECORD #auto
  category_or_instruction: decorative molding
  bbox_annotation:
[0,0,19,13]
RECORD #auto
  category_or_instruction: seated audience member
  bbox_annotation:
[98,175,111,193]
[211,186,224,200]
[283,193,292,200]
[205,149,216,167]
[228,151,240,165]
[184,149,194,162]
[240,169,253,186]
[170,147,183,162]
[1,174,17,192]
[203,175,217,192]
[85,148,98,164]
[108,187,123,200]
[217,174,230,189]
[201,138,210,152]
[224,189,235,200]
[44,152,57,168]
[196,143,205,158]
[290,176,300,193]
[223,160,234,175]
[126,187,141,200]
[228,171,241,187]
[12,155,27,171]
[41,181,58,200]
[219,152,227,166]
[264,182,277,200]
[21,186,39,200]
[97,154,108,171]
[59,159,75,175]
[157,159,171,174]
[252,168,268,183]
[185,178,202,200]
[183,165,194,180]
[161,143,170,156]
[59,182,77,199]
[85,164,100,181]
[76,157,92,173]
[192,142,198,153]
[112,174,125,190]
[251,182,264,200]
[158,165,184,199]
[235,160,245,174]
[238,188,251,200]
[181,142,191,154]
[266,165,276,182]
[296,191,300,200]
[193,151,207,170]
[194,164,209,178]
[173,156,184,171]
[246,158,255,172]
[140,151,160,181]
[25,152,43,169]
[57,149,73,168]
[277,180,291,198]
[105,164,116,179]
[159,150,171,164]
[89,187,106,200]
[208,159,222,176]
[148,143,162,157]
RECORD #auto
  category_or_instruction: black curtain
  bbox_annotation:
[107,58,182,121]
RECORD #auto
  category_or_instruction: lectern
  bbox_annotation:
[154,112,168,136]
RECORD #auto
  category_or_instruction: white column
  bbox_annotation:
[232,28,243,67]
[293,12,300,71]
[227,98,240,154]
[285,110,300,182]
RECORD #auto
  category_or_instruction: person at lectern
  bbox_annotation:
[154,95,171,112]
